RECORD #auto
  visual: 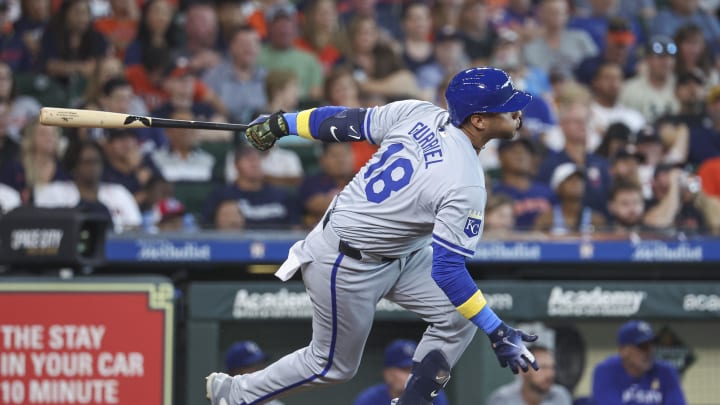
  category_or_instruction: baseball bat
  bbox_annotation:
[39,107,250,131]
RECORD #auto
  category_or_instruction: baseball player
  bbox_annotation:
[206,67,539,405]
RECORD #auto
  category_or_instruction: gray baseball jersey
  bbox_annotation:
[226,100,484,405]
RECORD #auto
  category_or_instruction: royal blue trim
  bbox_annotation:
[364,108,376,144]
[284,112,298,134]
[432,233,474,256]
[246,253,344,404]
[470,305,502,334]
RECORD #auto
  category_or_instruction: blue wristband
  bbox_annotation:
[470,306,503,335]
[283,113,298,135]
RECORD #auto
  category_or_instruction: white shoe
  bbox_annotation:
[206,372,234,405]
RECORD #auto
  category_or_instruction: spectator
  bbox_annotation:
[416,27,470,103]
[203,142,298,230]
[0,182,21,214]
[619,36,679,123]
[354,339,449,405]
[457,0,498,66]
[101,129,159,206]
[483,193,517,238]
[681,83,720,166]
[149,197,192,233]
[34,141,141,232]
[431,0,465,34]
[0,121,69,199]
[400,2,435,75]
[339,0,403,41]
[568,0,644,52]
[609,148,643,186]
[340,15,422,102]
[595,122,632,160]
[38,0,108,85]
[0,62,41,142]
[150,109,214,183]
[214,199,246,231]
[644,164,709,233]
[202,25,267,125]
[523,0,598,73]
[0,104,19,172]
[214,0,245,52]
[173,2,221,75]
[650,0,720,47]
[93,0,139,59]
[607,179,646,233]
[258,2,323,103]
[123,0,179,67]
[493,138,555,230]
[152,62,230,142]
[320,67,377,172]
[634,126,669,199]
[295,0,342,75]
[673,24,719,88]
[0,2,34,71]
[298,143,354,228]
[80,56,148,115]
[224,70,305,187]
[588,62,646,151]
[575,16,639,85]
[13,0,51,67]
[494,0,541,44]
[537,101,613,215]
[592,320,686,405]
[486,346,572,405]
[223,341,285,405]
[534,163,606,234]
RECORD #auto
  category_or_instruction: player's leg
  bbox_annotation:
[210,240,400,404]
[384,247,476,404]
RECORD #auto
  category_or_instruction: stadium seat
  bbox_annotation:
[173,181,220,216]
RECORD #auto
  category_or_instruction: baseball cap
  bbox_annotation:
[635,125,662,145]
[550,162,585,191]
[646,36,677,56]
[384,339,417,369]
[224,341,268,371]
[605,122,632,143]
[612,147,645,163]
[497,137,536,155]
[155,198,185,222]
[617,320,656,346]
[606,17,635,46]
[165,57,193,79]
[265,2,296,22]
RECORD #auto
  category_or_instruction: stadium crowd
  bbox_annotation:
[0,0,720,238]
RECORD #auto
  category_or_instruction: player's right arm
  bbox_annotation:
[244,101,431,150]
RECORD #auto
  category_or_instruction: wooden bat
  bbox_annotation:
[39,107,250,131]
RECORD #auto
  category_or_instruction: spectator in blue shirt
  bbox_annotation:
[536,101,612,215]
[354,339,449,405]
[493,138,555,230]
[575,16,639,85]
[203,142,299,229]
[650,0,720,50]
[592,320,686,405]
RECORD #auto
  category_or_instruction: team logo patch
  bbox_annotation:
[464,211,483,237]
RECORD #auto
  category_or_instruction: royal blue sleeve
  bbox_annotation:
[661,364,687,405]
[283,107,370,143]
[591,361,622,405]
[432,243,501,334]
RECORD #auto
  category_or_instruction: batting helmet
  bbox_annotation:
[445,67,532,127]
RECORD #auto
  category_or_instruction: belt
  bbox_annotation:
[322,211,392,263]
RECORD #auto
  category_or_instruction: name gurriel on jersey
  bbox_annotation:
[408,121,444,169]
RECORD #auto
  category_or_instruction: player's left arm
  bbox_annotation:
[433,186,538,374]
[662,365,687,405]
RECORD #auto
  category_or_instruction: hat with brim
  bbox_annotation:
[550,162,585,191]
[618,320,656,346]
[485,89,533,114]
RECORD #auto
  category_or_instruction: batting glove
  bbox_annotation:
[245,111,289,151]
[488,322,539,374]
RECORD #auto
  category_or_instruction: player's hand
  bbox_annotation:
[245,112,289,151]
[488,323,539,374]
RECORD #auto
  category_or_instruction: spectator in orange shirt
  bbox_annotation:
[93,0,139,59]
[698,157,720,198]
[295,0,342,75]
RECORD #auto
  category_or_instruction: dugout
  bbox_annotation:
[186,280,720,405]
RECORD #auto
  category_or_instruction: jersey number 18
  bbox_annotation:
[364,143,414,203]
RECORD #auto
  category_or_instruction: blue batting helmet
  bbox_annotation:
[445,67,532,127]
